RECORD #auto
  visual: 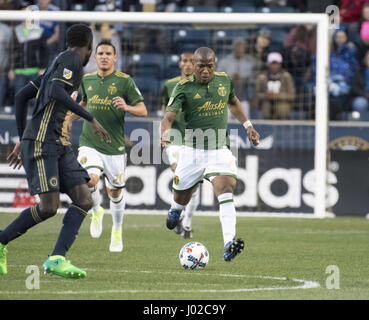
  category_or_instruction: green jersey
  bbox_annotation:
[79,70,144,155]
[162,76,186,145]
[166,72,235,149]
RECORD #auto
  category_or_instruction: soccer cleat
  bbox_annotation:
[110,226,123,252]
[223,238,244,262]
[166,208,182,230]
[0,243,8,275]
[173,216,184,235]
[43,255,86,279]
[90,206,104,238]
[181,226,193,239]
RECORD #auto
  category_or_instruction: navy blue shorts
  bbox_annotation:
[21,140,90,195]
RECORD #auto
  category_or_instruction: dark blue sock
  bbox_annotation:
[51,204,88,256]
[0,205,42,245]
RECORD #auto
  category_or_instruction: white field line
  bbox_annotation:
[0,269,320,295]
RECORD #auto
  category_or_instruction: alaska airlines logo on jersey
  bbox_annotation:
[108,84,117,95]
[63,68,73,80]
[198,100,227,112]
[88,95,113,106]
[217,86,226,97]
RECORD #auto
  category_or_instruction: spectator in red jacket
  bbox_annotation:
[340,0,366,23]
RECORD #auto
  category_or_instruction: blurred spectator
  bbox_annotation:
[356,21,369,64]
[330,28,358,86]
[217,37,259,117]
[84,23,123,73]
[0,22,11,112]
[37,0,60,64]
[121,0,141,11]
[8,3,48,102]
[254,0,299,10]
[329,29,360,120]
[254,52,295,119]
[249,28,271,72]
[349,50,369,120]
[283,24,316,56]
[340,0,366,24]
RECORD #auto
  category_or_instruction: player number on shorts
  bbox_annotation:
[113,173,124,185]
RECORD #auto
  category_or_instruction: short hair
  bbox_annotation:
[194,47,215,62]
[66,24,92,48]
[95,40,116,54]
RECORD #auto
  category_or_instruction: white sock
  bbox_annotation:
[182,188,200,230]
[89,186,101,214]
[110,194,125,232]
[170,197,185,212]
[218,193,236,246]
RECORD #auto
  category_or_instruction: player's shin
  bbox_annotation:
[218,193,236,246]
[51,204,88,256]
[109,191,125,232]
[0,205,43,245]
[89,186,101,214]
[182,188,200,230]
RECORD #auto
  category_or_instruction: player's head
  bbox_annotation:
[193,47,216,84]
[95,40,117,73]
[66,24,93,66]
[179,52,194,78]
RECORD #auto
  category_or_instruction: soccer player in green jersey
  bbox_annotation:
[68,40,147,252]
[160,47,260,262]
[161,52,200,239]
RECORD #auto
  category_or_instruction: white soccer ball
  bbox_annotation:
[179,242,209,270]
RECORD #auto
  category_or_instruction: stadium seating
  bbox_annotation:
[127,53,165,79]
[133,75,160,112]
[183,5,218,13]
[173,29,212,54]
[164,54,181,79]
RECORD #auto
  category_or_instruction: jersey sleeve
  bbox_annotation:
[51,51,81,88]
[124,77,144,106]
[165,82,185,113]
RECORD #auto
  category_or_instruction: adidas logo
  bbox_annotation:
[194,93,201,99]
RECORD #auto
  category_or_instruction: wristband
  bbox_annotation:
[243,120,253,129]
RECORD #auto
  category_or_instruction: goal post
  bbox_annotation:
[0,10,330,218]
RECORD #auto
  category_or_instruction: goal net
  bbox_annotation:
[0,8,329,218]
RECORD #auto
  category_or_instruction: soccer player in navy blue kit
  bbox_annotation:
[0,24,111,278]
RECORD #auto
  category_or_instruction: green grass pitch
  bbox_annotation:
[0,212,368,300]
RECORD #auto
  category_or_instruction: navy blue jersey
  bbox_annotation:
[22,50,83,146]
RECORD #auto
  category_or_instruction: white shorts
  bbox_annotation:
[173,146,237,191]
[78,146,127,189]
[165,144,181,167]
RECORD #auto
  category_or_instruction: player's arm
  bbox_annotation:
[228,95,260,147]
[14,77,41,139]
[160,111,177,148]
[49,81,111,142]
[67,99,86,134]
[112,98,147,117]
[8,76,43,170]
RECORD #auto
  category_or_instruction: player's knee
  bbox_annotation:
[107,188,123,203]
[218,183,236,195]
[38,203,58,220]
[87,173,100,188]
[78,195,93,211]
